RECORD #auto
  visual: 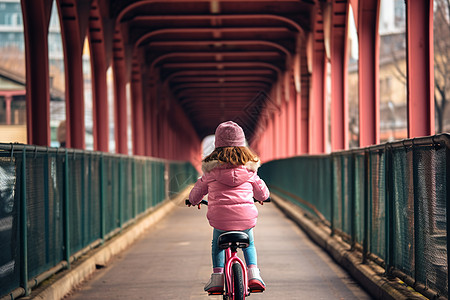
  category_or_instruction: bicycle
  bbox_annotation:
[186,198,270,300]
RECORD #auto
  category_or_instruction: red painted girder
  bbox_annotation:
[150,51,284,70]
[358,0,379,147]
[330,1,349,151]
[60,0,86,149]
[131,77,145,155]
[406,0,434,137]
[160,62,282,76]
[22,0,52,146]
[113,60,128,154]
[180,97,263,104]
[146,40,291,56]
[165,69,275,78]
[170,76,274,83]
[89,0,109,152]
[176,90,268,99]
[173,82,270,88]
[122,14,304,36]
[136,27,294,45]
[173,83,271,93]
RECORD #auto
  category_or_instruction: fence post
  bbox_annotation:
[341,156,345,233]
[363,150,369,263]
[100,154,105,242]
[384,146,394,275]
[63,150,71,269]
[411,142,420,283]
[330,154,335,236]
[118,157,123,228]
[132,160,137,218]
[350,153,356,250]
[44,150,50,264]
[446,138,450,298]
[144,161,149,209]
[20,148,29,295]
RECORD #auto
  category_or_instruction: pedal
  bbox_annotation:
[208,291,224,295]
[250,289,264,293]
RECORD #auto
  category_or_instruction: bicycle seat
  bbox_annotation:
[218,231,250,249]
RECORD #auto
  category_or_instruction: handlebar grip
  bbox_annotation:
[185,199,208,206]
[254,197,271,203]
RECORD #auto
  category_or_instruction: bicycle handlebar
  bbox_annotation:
[185,197,271,206]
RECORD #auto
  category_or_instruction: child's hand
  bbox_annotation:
[189,203,201,209]
[185,199,202,209]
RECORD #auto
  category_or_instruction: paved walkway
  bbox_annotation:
[65,202,372,299]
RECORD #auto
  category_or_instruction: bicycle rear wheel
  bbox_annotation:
[232,263,245,300]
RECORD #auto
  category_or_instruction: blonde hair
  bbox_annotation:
[203,146,259,166]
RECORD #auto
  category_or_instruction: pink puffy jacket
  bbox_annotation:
[189,159,270,231]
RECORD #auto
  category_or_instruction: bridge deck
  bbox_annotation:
[65,203,372,299]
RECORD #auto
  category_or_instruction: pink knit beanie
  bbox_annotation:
[214,121,246,148]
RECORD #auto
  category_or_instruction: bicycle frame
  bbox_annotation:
[224,247,249,299]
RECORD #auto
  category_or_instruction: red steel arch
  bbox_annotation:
[17,0,436,163]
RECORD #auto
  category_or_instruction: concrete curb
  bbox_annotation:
[271,194,428,300]
[27,190,189,300]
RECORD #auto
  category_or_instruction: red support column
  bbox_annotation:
[358,0,380,147]
[295,92,301,155]
[280,100,288,158]
[131,73,145,155]
[288,81,296,157]
[309,52,325,154]
[406,0,434,137]
[143,85,153,156]
[330,2,348,151]
[60,3,86,149]
[274,109,281,158]
[301,75,309,154]
[270,113,276,159]
[113,59,128,154]
[22,0,52,146]
[90,48,109,152]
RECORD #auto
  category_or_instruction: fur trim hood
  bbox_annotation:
[201,159,261,174]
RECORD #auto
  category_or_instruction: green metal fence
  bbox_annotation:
[0,144,198,299]
[259,134,449,299]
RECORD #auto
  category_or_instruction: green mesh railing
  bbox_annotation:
[0,144,198,298]
[259,134,449,299]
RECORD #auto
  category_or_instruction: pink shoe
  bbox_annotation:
[204,273,224,294]
[248,268,265,292]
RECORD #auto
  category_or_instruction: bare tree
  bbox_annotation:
[434,0,450,133]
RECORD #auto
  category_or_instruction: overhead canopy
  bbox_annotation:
[113,0,325,141]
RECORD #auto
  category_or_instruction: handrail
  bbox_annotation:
[0,144,198,299]
[259,133,450,299]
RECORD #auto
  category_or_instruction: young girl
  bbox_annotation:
[188,121,270,294]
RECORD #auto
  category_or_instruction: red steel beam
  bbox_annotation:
[131,66,146,155]
[330,1,348,151]
[406,0,434,137]
[358,0,379,147]
[22,0,52,146]
[89,0,109,152]
[146,40,291,57]
[113,58,129,154]
[60,0,86,149]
